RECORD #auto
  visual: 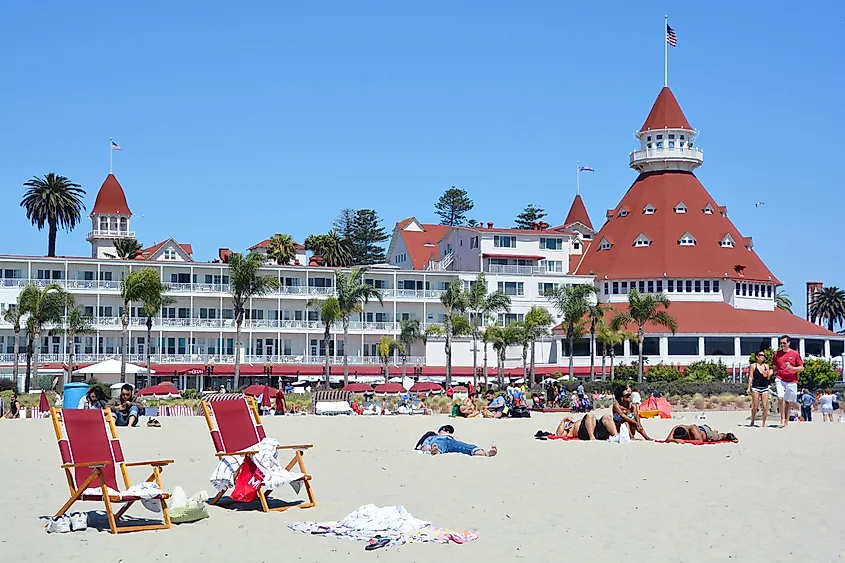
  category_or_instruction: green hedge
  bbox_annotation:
[561,380,746,397]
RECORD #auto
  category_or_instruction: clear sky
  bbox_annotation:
[1,1,842,315]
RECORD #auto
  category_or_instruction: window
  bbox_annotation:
[497,313,525,326]
[668,337,699,356]
[621,281,628,293]
[631,337,660,356]
[676,280,683,293]
[805,339,825,356]
[703,203,714,215]
[766,285,772,298]
[754,284,760,297]
[573,242,580,250]
[647,136,652,142]
[668,134,675,148]
[679,232,696,246]
[493,236,516,248]
[741,283,747,296]
[643,204,656,214]
[537,282,560,296]
[740,337,771,356]
[721,235,735,248]
[685,280,693,293]
[603,282,609,295]
[470,236,478,249]
[704,280,711,292]
[674,202,688,214]
[656,280,663,293]
[497,281,524,296]
[656,134,663,140]
[364,278,387,289]
[647,281,654,293]
[540,238,563,250]
[638,281,645,293]
[308,277,333,288]
[705,337,735,356]
[634,233,651,247]
[599,237,612,250]
[831,340,844,357]
[735,284,740,296]
[667,280,674,292]
[713,280,720,292]
[694,280,701,293]
[163,248,178,260]
[543,260,564,273]
[612,281,619,295]
[618,208,629,217]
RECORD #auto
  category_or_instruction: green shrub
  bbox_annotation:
[800,358,839,390]
[87,377,112,400]
[684,360,729,382]
[181,388,199,400]
[0,379,17,392]
[613,364,637,379]
[37,372,55,391]
[645,364,682,382]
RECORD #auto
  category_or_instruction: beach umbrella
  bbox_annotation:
[242,384,278,397]
[39,390,49,412]
[452,385,468,392]
[342,383,373,393]
[373,383,405,394]
[410,382,443,393]
[136,382,180,398]
[261,386,272,409]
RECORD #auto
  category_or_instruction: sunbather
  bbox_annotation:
[555,413,618,441]
[665,424,739,444]
[613,385,652,440]
[459,394,482,418]
[414,425,497,457]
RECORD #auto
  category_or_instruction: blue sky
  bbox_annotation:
[1,1,842,315]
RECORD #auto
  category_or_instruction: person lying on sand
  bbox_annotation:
[414,425,497,457]
[665,424,739,444]
[613,385,652,440]
[555,413,619,441]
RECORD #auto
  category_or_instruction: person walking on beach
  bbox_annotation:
[799,389,815,422]
[747,351,772,427]
[773,335,803,428]
[819,389,838,422]
[4,392,21,419]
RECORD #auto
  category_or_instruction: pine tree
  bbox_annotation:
[514,204,547,229]
[332,208,357,240]
[350,209,388,265]
[435,186,474,226]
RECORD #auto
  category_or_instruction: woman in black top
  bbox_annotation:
[746,351,772,427]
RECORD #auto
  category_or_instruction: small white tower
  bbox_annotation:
[86,174,134,258]
[629,86,703,173]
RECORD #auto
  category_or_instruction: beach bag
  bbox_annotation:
[510,405,531,418]
[169,486,210,524]
[231,458,264,503]
[833,401,840,410]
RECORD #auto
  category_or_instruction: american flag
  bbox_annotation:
[666,24,677,47]
[111,140,121,150]
[578,166,594,172]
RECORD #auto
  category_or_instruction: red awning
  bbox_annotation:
[482,253,545,260]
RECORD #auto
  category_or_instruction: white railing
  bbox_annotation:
[0,352,435,367]
[280,286,308,295]
[86,230,136,239]
[487,265,541,275]
[629,147,703,166]
[425,252,453,271]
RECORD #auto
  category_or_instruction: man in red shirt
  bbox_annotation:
[772,335,804,428]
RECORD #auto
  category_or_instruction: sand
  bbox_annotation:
[2,410,842,562]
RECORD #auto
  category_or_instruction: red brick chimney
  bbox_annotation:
[487,222,494,229]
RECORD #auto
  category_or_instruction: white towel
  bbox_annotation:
[337,504,430,533]
[210,438,304,494]
[83,482,164,512]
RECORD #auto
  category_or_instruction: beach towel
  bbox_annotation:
[289,504,478,549]
[654,439,735,445]
[210,437,304,494]
[82,482,165,512]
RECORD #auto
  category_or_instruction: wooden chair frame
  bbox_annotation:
[201,397,315,513]
[50,407,173,534]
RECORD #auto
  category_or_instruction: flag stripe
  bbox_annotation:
[111,141,121,150]
[666,25,677,47]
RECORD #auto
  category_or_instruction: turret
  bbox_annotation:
[629,87,703,173]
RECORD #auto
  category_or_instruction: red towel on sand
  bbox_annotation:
[547,434,581,441]
[654,440,735,445]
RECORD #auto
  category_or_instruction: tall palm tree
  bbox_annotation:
[228,252,280,389]
[466,273,510,388]
[62,306,93,390]
[266,233,298,265]
[20,173,86,257]
[481,325,493,387]
[108,238,143,260]
[3,304,23,390]
[611,289,677,383]
[440,281,468,388]
[524,305,553,386]
[597,323,635,380]
[377,336,401,381]
[809,286,845,332]
[19,283,69,392]
[307,296,341,386]
[398,319,422,379]
[587,301,610,382]
[336,268,383,386]
[776,290,792,313]
[139,278,174,379]
[304,232,353,267]
[488,323,523,387]
[547,283,594,378]
[120,268,161,383]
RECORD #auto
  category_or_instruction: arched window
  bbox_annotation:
[119,217,128,232]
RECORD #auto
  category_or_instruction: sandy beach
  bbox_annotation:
[2,410,842,562]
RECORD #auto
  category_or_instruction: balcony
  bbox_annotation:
[487,265,542,275]
[629,146,703,171]
[0,352,427,367]
[86,229,136,239]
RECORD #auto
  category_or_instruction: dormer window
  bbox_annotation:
[703,203,714,215]
[163,248,178,260]
[680,134,685,140]
[643,203,656,215]
[720,234,735,248]
[599,237,612,251]
[618,208,629,217]
[678,232,696,246]
[674,202,687,214]
[634,233,652,247]
[573,242,581,250]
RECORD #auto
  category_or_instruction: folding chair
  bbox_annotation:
[200,397,315,512]
[49,407,173,534]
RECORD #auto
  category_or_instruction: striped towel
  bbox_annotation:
[163,405,195,417]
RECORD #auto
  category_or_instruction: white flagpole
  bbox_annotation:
[109,137,113,174]
[664,15,669,87]
[576,161,580,195]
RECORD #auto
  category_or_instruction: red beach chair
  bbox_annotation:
[49,407,173,534]
[200,396,315,512]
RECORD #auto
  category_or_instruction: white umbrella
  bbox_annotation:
[73,359,154,375]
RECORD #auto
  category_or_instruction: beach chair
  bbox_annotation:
[200,397,315,512]
[49,407,173,534]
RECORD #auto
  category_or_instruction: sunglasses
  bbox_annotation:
[623,393,632,397]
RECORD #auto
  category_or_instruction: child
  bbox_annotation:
[799,388,816,422]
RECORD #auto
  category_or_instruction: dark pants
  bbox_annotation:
[801,405,812,422]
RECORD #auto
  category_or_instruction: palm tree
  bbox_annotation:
[377,336,401,381]
[20,173,86,257]
[488,323,523,387]
[587,301,610,381]
[398,319,423,379]
[524,306,554,386]
[809,286,845,332]
[139,278,174,379]
[228,252,280,389]
[547,283,594,378]
[611,289,677,383]
[440,281,468,388]
[19,283,69,392]
[776,290,792,313]
[120,268,161,383]
[307,296,341,386]
[62,306,93,390]
[3,304,23,391]
[597,323,635,380]
[336,268,383,386]
[108,238,143,260]
[466,273,510,388]
[266,233,298,265]
[304,232,353,267]
[481,325,493,387]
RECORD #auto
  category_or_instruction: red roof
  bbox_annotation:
[575,171,780,283]
[482,253,546,260]
[249,238,305,251]
[640,86,692,132]
[564,194,593,230]
[554,301,838,337]
[90,174,131,216]
[395,218,450,270]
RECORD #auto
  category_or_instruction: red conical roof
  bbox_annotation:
[564,194,593,230]
[640,87,692,132]
[90,174,131,216]
[575,171,779,284]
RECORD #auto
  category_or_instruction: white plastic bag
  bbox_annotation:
[169,486,209,524]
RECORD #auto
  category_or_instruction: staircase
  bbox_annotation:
[425,252,453,271]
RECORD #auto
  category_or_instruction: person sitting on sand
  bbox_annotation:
[665,424,738,444]
[613,385,652,440]
[82,386,108,410]
[459,393,482,418]
[415,424,497,457]
[555,413,619,441]
[107,384,141,427]
[482,391,506,418]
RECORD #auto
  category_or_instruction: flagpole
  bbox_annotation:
[576,161,580,195]
[664,15,669,87]
[109,137,113,174]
